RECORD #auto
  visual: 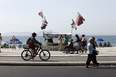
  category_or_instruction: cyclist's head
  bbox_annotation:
[32,32,37,37]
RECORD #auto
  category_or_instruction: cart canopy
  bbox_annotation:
[43,32,72,39]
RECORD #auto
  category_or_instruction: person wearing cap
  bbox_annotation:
[85,38,99,68]
[28,32,42,60]
[63,34,69,46]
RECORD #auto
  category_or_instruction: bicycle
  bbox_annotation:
[21,45,51,61]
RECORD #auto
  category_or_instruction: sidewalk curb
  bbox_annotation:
[0,56,116,57]
[0,62,116,66]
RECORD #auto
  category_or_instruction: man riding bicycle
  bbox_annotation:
[27,32,42,60]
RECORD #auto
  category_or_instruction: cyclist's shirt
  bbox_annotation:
[30,37,42,45]
[28,37,42,49]
[28,42,35,50]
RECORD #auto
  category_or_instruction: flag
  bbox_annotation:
[75,12,85,26]
[38,11,43,18]
[71,19,77,30]
[41,18,48,30]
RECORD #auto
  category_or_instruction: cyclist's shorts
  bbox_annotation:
[28,42,36,50]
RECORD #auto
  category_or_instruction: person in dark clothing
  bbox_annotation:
[64,39,73,54]
[28,32,42,60]
[74,34,81,54]
[91,37,99,67]
[85,38,99,68]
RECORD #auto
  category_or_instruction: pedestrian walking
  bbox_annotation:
[81,34,87,53]
[74,34,81,54]
[91,37,99,67]
[0,33,2,52]
[85,38,99,68]
[58,35,63,51]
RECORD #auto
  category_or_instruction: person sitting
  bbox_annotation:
[107,42,111,47]
[64,39,73,54]
[99,42,102,47]
[18,44,22,48]
[47,38,54,46]
[104,42,107,47]
[3,43,7,48]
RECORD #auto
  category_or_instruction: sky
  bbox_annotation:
[0,0,116,35]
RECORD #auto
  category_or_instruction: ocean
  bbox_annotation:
[2,35,116,47]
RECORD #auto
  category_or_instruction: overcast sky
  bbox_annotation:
[0,0,116,35]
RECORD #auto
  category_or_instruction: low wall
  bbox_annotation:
[43,45,116,52]
[96,47,116,51]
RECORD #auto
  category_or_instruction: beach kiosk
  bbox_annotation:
[43,32,72,51]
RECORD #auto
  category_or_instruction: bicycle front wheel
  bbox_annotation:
[39,50,51,61]
[21,50,32,61]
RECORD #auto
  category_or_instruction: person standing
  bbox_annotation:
[0,33,2,52]
[12,35,16,50]
[63,34,69,46]
[58,35,63,51]
[85,38,99,68]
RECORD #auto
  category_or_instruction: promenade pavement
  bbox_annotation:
[0,48,116,66]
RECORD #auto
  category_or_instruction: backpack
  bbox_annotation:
[26,37,31,45]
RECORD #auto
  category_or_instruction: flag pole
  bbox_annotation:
[71,28,74,39]
[71,28,73,35]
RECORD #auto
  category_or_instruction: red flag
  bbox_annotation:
[38,11,43,18]
[75,12,85,26]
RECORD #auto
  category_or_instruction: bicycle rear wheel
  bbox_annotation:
[39,50,50,61]
[21,50,32,61]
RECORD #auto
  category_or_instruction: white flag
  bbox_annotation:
[71,19,77,30]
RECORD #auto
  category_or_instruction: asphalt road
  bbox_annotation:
[0,66,116,77]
